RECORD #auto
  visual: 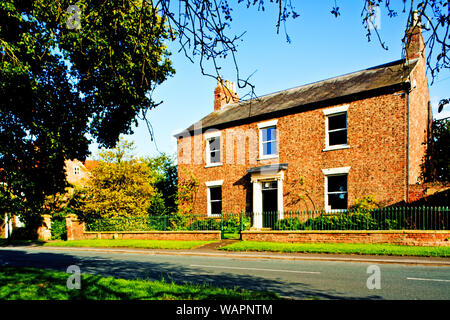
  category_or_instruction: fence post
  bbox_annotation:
[220,211,224,239]
[422,206,425,230]
[437,206,441,230]
[363,209,367,230]
[413,206,417,230]
[240,210,243,240]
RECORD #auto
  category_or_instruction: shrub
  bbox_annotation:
[303,212,379,230]
[274,217,304,230]
[187,215,252,232]
[51,217,67,240]
[223,215,252,233]
[350,195,381,210]
[189,218,221,230]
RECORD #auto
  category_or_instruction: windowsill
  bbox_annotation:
[204,162,223,168]
[208,214,222,218]
[257,155,279,161]
[322,144,350,152]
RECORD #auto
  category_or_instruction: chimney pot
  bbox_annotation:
[214,78,239,111]
[405,10,425,60]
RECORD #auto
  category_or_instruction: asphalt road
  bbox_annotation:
[1,246,449,300]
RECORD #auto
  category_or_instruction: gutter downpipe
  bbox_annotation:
[406,89,410,204]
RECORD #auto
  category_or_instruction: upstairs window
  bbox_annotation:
[74,166,80,175]
[323,105,349,151]
[327,113,347,146]
[262,127,277,156]
[208,137,221,164]
[205,131,222,167]
[258,120,278,159]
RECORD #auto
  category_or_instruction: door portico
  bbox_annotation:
[248,164,287,229]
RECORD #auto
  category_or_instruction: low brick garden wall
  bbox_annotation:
[241,230,450,246]
[65,215,221,241]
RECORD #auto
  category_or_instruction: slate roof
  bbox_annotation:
[83,160,99,171]
[177,58,417,136]
[247,163,289,174]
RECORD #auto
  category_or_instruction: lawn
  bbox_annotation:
[0,266,280,300]
[219,241,450,257]
[42,239,216,250]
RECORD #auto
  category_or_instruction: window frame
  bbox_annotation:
[322,167,350,213]
[206,180,223,217]
[258,120,278,160]
[204,131,222,167]
[323,105,350,151]
[73,166,80,175]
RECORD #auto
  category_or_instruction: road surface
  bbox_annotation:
[0,246,449,300]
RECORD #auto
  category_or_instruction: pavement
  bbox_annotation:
[24,239,450,267]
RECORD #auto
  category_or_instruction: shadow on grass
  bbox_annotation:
[0,248,384,300]
[0,239,45,247]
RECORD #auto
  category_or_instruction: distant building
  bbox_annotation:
[65,159,98,187]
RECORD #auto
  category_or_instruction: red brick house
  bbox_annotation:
[175,17,431,228]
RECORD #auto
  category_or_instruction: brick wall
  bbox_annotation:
[37,214,51,241]
[178,90,410,214]
[407,55,430,187]
[65,215,221,241]
[242,230,450,246]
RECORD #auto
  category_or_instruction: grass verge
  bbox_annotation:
[42,239,215,250]
[0,266,280,300]
[219,241,450,257]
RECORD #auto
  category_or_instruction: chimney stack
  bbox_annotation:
[405,10,425,60]
[214,78,239,111]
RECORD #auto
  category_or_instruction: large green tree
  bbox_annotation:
[145,153,177,215]
[0,0,173,229]
[422,118,450,182]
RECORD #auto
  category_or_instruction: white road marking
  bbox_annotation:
[190,264,320,274]
[407,277,450,283]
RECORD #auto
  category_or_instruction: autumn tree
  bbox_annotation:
[74,139,156,221]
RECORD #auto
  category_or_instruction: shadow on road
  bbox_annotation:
[0,248,383,300]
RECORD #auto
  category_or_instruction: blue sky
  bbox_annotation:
[88,2,450,160]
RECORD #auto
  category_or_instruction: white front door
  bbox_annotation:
[251,175,284,229]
